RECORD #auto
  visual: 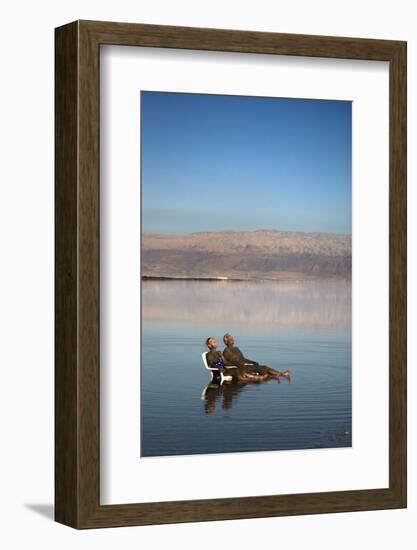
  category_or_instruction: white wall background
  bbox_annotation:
[0,0,415,548]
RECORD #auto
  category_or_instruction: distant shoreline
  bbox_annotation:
[142,229,351,280]
[141,275,351,283]
[142,275,246,282]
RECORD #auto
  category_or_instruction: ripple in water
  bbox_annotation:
[141,279,352,457]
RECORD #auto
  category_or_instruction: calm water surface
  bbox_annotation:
[141,280,351,457]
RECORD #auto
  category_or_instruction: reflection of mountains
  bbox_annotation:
[142,230,351,280]
[142,280,351,328]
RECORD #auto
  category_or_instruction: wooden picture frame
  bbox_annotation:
[55,20,407,529]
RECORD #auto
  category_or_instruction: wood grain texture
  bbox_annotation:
[55,21,79,527]
[55,20,407,529]
[388,41,407,503]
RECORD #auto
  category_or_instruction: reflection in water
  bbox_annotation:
[141,280,352,457]
[142,279,351,328]
[201,377,291,414]
[201,382,246,414]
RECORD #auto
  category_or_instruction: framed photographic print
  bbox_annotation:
[55,20,407,528]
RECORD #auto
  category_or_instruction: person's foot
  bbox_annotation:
[273,368,291,380]
[280,368,292,381]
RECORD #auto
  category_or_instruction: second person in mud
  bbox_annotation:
[222,333,291,379]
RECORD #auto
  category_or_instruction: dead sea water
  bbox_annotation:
[141,279,352,457]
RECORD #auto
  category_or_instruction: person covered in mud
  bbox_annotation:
[222,333,291,380]
[205,337,267,381]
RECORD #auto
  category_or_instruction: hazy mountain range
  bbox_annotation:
[142,229,352,280]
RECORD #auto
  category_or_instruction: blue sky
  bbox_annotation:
[141,91,351,235]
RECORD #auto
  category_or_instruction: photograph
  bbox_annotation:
[140,91,352,457]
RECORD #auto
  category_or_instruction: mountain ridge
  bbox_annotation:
[142,229,352,280]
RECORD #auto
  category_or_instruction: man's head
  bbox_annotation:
[205,337,217,350]
[223,333,235,346]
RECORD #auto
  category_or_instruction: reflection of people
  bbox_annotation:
[205,337,268,381]
[222,333,291,379]
[202,383,222,414]
[202,381,247,414]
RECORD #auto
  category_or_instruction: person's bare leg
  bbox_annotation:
[240,372,268,382]
[266,367,291,379]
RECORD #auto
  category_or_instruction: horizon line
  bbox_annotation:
[142,228,352,237]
